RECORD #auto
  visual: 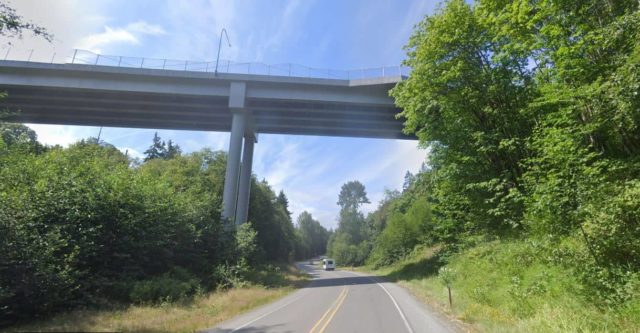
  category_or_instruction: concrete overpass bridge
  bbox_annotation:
[0,52,412,226]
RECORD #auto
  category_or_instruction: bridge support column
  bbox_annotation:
[222,110,245,222]
[222,82,247,224]
[235,133,256,225]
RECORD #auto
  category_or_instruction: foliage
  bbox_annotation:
[129,268,201,304]
[332,1,640,327]
[236,223,258,266]
[336,180,370,211]
[370,0,640,306]
[365,241,640,332]
[391,0,535,233]
[327,180,372,266]
[294,211,330,259]
[143,132,182,161]
[0,1,52,43]
[0,123,45,154]
[247,180,296,262]
[368,198,433,267]
[438,267,455,288]
[0,129,298,325]
[6,280,299,333]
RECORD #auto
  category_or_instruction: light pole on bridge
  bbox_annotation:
[215,28,231,76]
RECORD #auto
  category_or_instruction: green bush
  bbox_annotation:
[0,130,298,325]
[211,264,250,290]
[368,199,432,267]
[129,268,201,304]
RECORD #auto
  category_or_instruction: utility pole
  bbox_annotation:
[97,127,103,144]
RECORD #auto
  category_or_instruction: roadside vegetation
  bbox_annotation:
[330,0,640,331]
[0,125,313,327]
[0,5,329,329]
[362,242,639,333]
[6,264,307,333]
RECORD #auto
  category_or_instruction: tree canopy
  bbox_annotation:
[0,129,300,324]
[329,0,640,310]
[144,132,182,161]
[336,180,370,212]
[0,2,52,42]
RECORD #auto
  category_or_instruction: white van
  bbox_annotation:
[322,258,335,271]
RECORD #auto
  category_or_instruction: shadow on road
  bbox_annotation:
[304,275,379,288]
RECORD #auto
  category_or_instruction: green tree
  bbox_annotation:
[0,128,301,323]
[166,139,182,159]
[391,0,536,233]
[328,180,372,266]
[337,180,370,212]
[276,190,292,219]
[0,2,52,42]
[0,123,43,153]
[295,211,329,259]
[248,180,296,262]
[402,171,415,192]
[143,132,166,161]
[383,0,640,305]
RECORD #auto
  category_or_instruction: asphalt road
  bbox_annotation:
[205,263,457,333]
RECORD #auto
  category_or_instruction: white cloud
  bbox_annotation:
[119,147,144,160]
[76,26,139,53]
[0,0,105,63]
[127,21,166,36]
[26,123,99,147]
[75,21,166,53]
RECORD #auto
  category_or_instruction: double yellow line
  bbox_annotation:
[308,287,349,333]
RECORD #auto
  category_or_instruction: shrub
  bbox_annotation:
[129,268,201,304]
[211,264,250,290]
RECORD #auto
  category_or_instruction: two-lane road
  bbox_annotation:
[205,263,456,333]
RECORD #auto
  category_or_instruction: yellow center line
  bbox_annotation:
[308,287,348,333]
[317,287,349,333]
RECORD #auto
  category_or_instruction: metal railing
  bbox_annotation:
[2,48,410,80]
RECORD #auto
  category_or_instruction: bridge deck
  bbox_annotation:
[0,61,411,139]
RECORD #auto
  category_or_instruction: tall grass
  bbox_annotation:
[6,287,290,333]
[6,264,308,333]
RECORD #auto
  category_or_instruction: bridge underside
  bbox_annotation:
[1,85,407,139]
[0,61,412,225]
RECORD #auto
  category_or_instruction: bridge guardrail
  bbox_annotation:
[2,48,410,80]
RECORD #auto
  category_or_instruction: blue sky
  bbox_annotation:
[2,0,437,228]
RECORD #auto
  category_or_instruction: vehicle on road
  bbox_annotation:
[322,258,335,271]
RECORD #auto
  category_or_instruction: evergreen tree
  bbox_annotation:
[276,190,291,219]
[402,171,415,192]
[166,139,182,159]
[143,132,167,161]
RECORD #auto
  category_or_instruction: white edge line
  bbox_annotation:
[374,278,415,333]
[343,271,414,333]
[229,290,308,333]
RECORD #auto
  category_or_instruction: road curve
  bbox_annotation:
[204,263,457,333]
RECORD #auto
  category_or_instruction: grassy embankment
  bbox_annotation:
[6,265,308,333]
[359,240,640,333]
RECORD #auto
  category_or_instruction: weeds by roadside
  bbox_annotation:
[360,241,640,333]
[6,264,308,333]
